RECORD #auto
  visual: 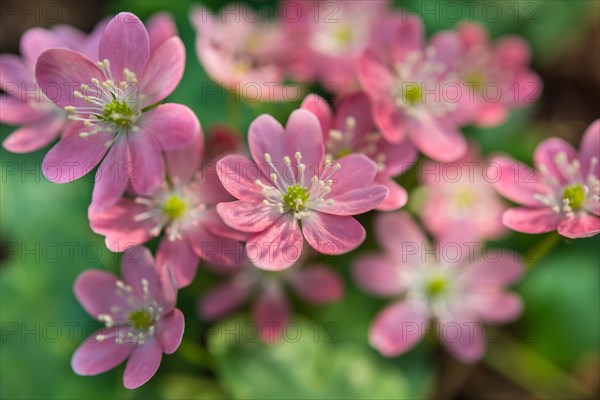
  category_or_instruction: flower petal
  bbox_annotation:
[187,225,244,268]
[461,253,524,287]
[391,15,424,63]
[409,115,467,162]
[288,265,344,304]
[128,132,164,195]
[375,212,428,264]
[140,37,185,106]
[71,327,134,376]
[502,207,562,234]
[371,97,408,144]
[534,137,578,184]
[216,155,266,202]
[285,109,325,175]
[0,95,48,125]
[438,314,486,363]
[0,54,31,98]
[491,156,546,207]
[140,103,198,151]
[369,301,428,357]
[352,255,405,297]
[316,185,388,215]
[2,113,63,153]
[252,290,290,344]
[580,119,600,177]
[157,309,185,354]
[156,237,199,288]
[123,337,162,389]
[74,269,122,318]
[301,212,365,255]
[199,282,250,321]
[246,215,303,270]
[99,12,150,83]
[300,94,333,134]
[91,136,130,212]
[217,201,280,233]
[374,174,408,211]
[468,291,523,323]
[146,12,178,53]
[164,128,204,186]
[326,153,378,198]
[121,246,159,299]
[557,214,600,239]
[358,49,397,99]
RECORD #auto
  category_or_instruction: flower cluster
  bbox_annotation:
[1,3,598,391]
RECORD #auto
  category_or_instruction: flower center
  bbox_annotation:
[463,69,486,92]
[562,184,585,211]
[163,195,186,219]
[283,185,310,212]
[403,83,422,105]
[101,99,134,126]
[128,309,154,330]
[426,275,447,297]
[334,25,353,44]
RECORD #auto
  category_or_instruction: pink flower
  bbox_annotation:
[216,109,389,270]
[456,22,542,127]
[353,212,523,363]
[282,0,400,95]
[492,120,600,238]
[0,25,95,152]
[89,133,244,288]
[301,92,416,210]
[190,5,294,102]
[71,246,184,389]
[418,144,506,242]
[35,12,198,211]
[358,15,472,162]
[199,256,344,343]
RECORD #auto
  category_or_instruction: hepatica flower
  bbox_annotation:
[36,12,198,211]
[199,257,344,343]
[359,15,472,162]
[216,109,388,270]
[301,92,416,210]
[492,120,600,238]
[89,133,244,288]
[72,246,184,389]
[353,212,523,362]
[456,22,542,127]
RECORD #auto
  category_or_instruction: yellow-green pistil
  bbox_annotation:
[101,99,134,126]
[562,184,585,211]
[403,83,422,105]
[163,195,186,219]
[283,185,309,212]
[426,276,448,297]
[128,309,153,330]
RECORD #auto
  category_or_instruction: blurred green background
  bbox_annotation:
[1,1,599,399]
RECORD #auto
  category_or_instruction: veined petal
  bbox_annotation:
[123,337,162,389]
[301,212,365,255]
[369,301,428,357]
[534,138,578,185]
[374,174,408,211]
[409,115,467,163]
[353,254,405,297]
[216,155,267,202]
[138,103,198,150]
[157,309,185,354]
[491,156,546,207]
[140,37,185,106]
[128,133,164,195]
[252,290,290,343]
[156,237,199,288]
[316,185,388,215]
[557,214,600,239]
[502,207,562,234]
[246,215,303,270]
[71,327,134,376]
[146,12,178,53]
[217,201,280,233]
[199,282,250,321]
[2,113,63,153]
[91,136,130,212]
[300,94,333,134]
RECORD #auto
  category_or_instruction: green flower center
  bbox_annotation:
[283,185,309,212]
[163,195,186,219]
[403,83,422,105]
[426,276,447,297]
[335,148,352,159]
[464,70,486,91]
[334,25,353,44]
[101,99,134,126]
[562,184,585,211]
[128,309,153,330]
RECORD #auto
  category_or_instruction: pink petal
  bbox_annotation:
[474,103,508,128]
[391,16,424,63]
[288,265,344,304]
[300,94,333,134]
[156,237,199,288]
[2,113,63,153]
[316,185,388,215]
[199,282,250,321]
[491,156,546,207]
[352,255,405,297]
[496,35,531,66]
[196,165,233,205]
[140,37,185,107]
[157,309,185,354]
[248,114,287,176]
[0,95,48,124]
[35,49,103,108]
[139,103,198,150]
[409,115,467,163]
[146,12,178,53]
[580,119,600,177]
[123,337,162,389]
[252,290,290,344]
[461,253,524,287]
[216,155,266,202]
[438,314,486,363]
[121,246,159,299]
[381,137,418,177]
[371,97,408,143]
[74,269,122,318]
[326,153,378,197]
[187,225,244,268]
[99,12,150,83]
[91,136,130,212]
[42,123,111,183]
[358,49,397,99]
[301,212,365,255]
[374,174,408,211]
[468,291,523,323]
[335,92,376,138]
[534,137,578,184]
[165,128,204,186]
[127,133,164,195]
[457,22,488,49]
[557,214,600,239]
[284,109,325,175]
[216,201,280,233]
[202,208,248,241]
[20,27,70,64]
[71,327,134,376]
[375,212,428,264]
[246,215,303,270]
[502,207,562,234]
[0,54,31,100]
[429,31,463,67]
[88,199,156,252]
[369,301,428,357]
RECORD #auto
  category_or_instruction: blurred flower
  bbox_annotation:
[36,12,198,211]
[417,144,506,242]
[216,109,388,270]
[282,0,400,96]
[456,22,542,127]
[358,15,472,162]
[199,255,344,343]
[204,124,245,161]
[301,92,416,210]
[190,5,295,102]
[353,212,524,362]
[71,246,184,389]
[493,120,600,238]
[89,134,244,288]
